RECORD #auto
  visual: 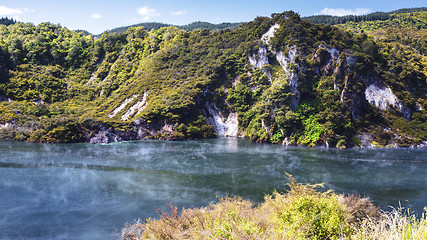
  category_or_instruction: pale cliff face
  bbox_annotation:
[121,92,148,121]
[249,47,269,68]
[364,84,411,120]
[108,95,138,118]
[261,23,280,46]
[205,103,238,137]
[257,24,301,109]
[365,84,401,111]
[107,92,148,121]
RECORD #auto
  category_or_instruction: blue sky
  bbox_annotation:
[1,0,426,34]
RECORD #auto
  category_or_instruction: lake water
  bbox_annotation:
[1,138,427,239]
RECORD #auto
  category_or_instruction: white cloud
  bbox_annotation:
[171,9,188,16]
[318,7,372,16]
[137,6,159,21]
[90,13,102,19]
[23,8,34,13]
[0,5,24,15]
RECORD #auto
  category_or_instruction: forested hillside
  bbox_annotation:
[0,10,426,147]
[304,7,427,25]
[338,11,427,56]
[106,21,242,35]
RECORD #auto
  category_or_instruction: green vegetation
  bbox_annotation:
[339,11,427,32]
[106,22,172,34]
[338,11,427,56]
[105,21,243,35]
[121,174,397,240]
[0,17,16,26]
[304,7,427,25]
[0,9,426,146]
[121,177,427,239]
[335,10,427,147]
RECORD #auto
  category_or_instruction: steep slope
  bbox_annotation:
[0,11,426,147]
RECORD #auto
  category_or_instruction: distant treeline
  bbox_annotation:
[179,21,243,31]
[107,7,427,36]
[0,17,16,26]
[74,29,92,36]
[304,7,427,25]
[107,22,172,35]
[105,21,243,35]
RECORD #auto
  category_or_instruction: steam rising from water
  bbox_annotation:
[1,139,427,239]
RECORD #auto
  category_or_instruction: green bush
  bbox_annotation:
[121,174,380,239]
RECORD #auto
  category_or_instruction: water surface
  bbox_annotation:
[1,138,426,239]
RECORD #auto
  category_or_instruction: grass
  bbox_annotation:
[120,174,427,240]
[352,207,427,240]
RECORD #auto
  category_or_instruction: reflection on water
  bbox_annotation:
[0,138,427,239]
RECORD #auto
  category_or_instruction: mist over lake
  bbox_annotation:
[1,138,427,240]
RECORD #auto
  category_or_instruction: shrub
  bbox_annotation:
[262,173,352,239]
[120,174,381,240]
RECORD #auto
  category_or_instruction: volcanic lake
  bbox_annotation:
[1,138,426,239]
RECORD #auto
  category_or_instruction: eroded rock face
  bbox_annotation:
[224,112,239,137]
[267,47,300,110]
[364,83,411,120]
[108,95,138,118]
[249,47,269,68]
[253,24,304,109]
[107,91,148,121]
[261,23,280,46]
[365,84,401,111]
[89,120,180,144]
[0,123,12,130]
[132,119,178,140]
[325,46,340,60]
[417,141,427,148]
[89,130,122,144]
[313,44,341,75]
[205,103,238,137]
[121,92,148,121]
[275,47,300,109]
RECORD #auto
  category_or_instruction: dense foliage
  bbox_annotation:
[0,9,426,147]
[338,11,427,55]
[121,175,383,239]
[304,7,427,25]
[0,17,16,26]
[106,21,242,35]
[107,22,172,35]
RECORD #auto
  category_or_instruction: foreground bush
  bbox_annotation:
[121,174,382,239]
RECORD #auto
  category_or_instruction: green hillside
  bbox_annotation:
[106,21,243,35]
[304,7,427,25]
[338,11,427,56]
[0,10,426,147]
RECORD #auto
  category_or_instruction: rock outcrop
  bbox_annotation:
[205,103,239,137]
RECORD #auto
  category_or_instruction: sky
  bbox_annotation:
[0,0,426,34]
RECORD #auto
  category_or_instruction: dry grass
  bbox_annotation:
[337,194,381,225]
[352,207,427,240]
[120,175,426,240]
